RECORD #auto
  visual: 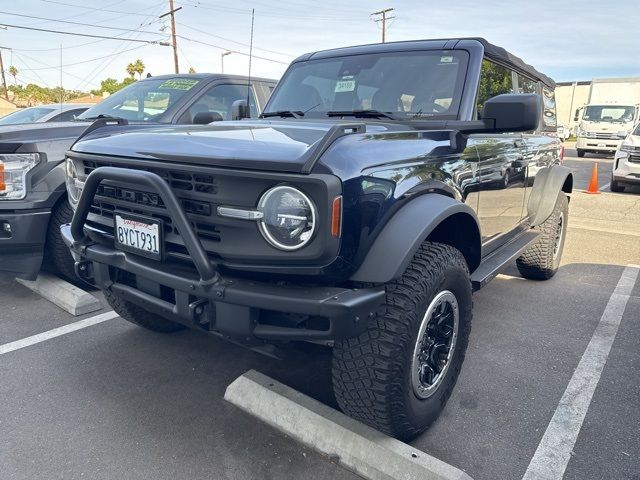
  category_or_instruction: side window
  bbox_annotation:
[180,84,258,123]
[516,73,538,94]
[47,108,87,122]
[476,60,515,118]
[541,86,557,132]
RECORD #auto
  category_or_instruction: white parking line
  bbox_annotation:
[522,264,640,480]
[0,311,119,356]
[599,182,610,191]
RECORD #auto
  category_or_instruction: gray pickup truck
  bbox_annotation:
[63,38,571,439]
[0,73,275,280]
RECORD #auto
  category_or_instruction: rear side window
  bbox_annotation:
[476,60,515,117]
[542,86,557,132]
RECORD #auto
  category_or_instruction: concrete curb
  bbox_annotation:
[225,370,473,480]
[16,273,102,316]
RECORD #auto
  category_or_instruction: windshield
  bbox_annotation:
[583,105,636,123]
[634,123,640,136]
[0,107,55,125]
[264,50,469,119]
[77,77,201,122]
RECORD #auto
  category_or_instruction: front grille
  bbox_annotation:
[629,153,640,163]
[592,133,618,140]
[82,159,223,262]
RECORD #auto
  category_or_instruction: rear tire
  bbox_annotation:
[610,175,625,193]
[45,199,77,282]
[332,242,472,440]
[577,149,585,158]
[104,289,185,333]
[516,192,568,280]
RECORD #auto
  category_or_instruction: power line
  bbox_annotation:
[178,22,294,58]
[0,11,165,35]
[40,0,154,17]
[177,0,360,22]
[15,44,149,71]
[0,23,168,44]
[176,35,289,65]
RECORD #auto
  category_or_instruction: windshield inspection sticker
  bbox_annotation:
[335,76,356,92]
[159,78,199,91]
[440,56,454,63]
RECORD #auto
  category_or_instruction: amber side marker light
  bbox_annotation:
[0,163,5,192]
[331,195,342,238]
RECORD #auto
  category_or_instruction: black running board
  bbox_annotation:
[470,230,540,291]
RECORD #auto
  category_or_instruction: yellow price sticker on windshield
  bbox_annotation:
[159,78,199,90]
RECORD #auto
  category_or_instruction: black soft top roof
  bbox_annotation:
[473,38,555,89]
[299,37,555,89]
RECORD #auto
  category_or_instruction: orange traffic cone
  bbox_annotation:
[585,162,601,194]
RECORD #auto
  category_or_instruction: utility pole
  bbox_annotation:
[0,47,8,100]
[371,8,395,43]
[160,0,182,73]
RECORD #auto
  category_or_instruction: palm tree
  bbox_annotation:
[8,65,17,84]
[188,66,196,74]
[126,62,136,79]
[132,59,145,79]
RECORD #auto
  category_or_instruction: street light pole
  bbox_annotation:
[221,51,232,73]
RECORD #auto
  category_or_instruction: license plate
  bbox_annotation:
[114,213,162,260]
[598,143,606,147]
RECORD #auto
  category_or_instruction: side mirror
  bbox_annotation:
[232,99,250,120]
[574,108,580,122]
[193,111,223,124]
[481,94,541,133]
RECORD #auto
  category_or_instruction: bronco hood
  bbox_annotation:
[71,120,385,173]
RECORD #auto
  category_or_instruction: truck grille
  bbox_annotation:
[82,159,223,262]
[592,133,618,140]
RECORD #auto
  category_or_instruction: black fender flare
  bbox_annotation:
[527,165,573,227]
[350,194,481,284]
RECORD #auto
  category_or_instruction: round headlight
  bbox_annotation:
[258,186,317,251]
[65,158,82,204]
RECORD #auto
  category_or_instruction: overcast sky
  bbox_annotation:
[2,0,639,92]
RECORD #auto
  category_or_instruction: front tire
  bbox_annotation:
[332,242,472,440]
[104,289,185,333]
[577,149,585,158]
[610,175,625,193]
[516,192,568,280]
[45,199,77,281]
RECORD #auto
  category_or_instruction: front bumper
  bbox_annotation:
[613,152,640,185]
[0,208,50,279]
[576,137,622,153]
[63,166,384,342]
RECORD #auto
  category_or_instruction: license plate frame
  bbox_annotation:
[114,211,163,261]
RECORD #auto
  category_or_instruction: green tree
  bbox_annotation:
[8,65,17,84]
[476,60,513,116]
[126,63,136,79]
[132,59,145,79]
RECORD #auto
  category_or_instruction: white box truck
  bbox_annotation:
[575,78,640,157]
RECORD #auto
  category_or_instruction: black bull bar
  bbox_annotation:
[62,166,384,341]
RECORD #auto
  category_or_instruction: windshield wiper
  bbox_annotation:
[75,114,124,122]
[326,109,400,120]
[260,110,304,119]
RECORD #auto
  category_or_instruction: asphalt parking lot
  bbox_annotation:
[1,153,639,480]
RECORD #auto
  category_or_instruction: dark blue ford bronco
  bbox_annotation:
[62,38,572,439]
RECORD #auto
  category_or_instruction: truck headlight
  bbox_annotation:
[578,128,587,137]
[258,185,317,250]
[619,144,634,153]
[0,153,40,200]
[65,157,85,205]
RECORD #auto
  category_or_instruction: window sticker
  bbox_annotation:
[159,78,200,91]
[335,75,356,93]
[440,56,454,63]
